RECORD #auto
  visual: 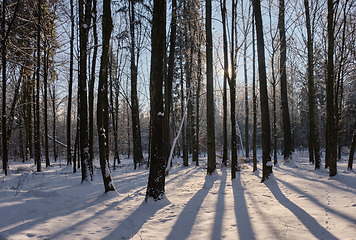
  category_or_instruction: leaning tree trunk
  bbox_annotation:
[253,0,272,182]
[146,0,166,201]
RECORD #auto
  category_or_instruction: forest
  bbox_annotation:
[0,0,356,239]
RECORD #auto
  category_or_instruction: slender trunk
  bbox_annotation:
[165,0,177,165]
[43,47,50,167]
[304,0,321,169]
[242,0,249,159]
[2,0,8,175]
[194,47,202,166]
[326,0,337,176]
[230,0,238,179]
[35,0,42,172]
[180,52,188,167]
[67,0,74,165]
[88,0,98,175]
[279,0,292,161]
[348,119,356,170]
[51,85,57,162]
[79,0,92,181]
[252,11,257,172]
[130,1,143,169]
[220,0,228,167]
[253,0,272,181]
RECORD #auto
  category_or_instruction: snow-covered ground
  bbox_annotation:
[1,153,355,240]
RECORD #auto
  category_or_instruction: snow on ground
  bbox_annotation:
[0,153,356,240]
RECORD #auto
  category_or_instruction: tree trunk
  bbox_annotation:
[279,0,293,161]
[51,85,57,162]
[242,0,249,159]
[194,47,202,166]
[180,53,188,167]
[220,0,228,167]
[79,0,92,182]
[206,0,216,175]
[253,0,272,182]
[67,0,74,165]
[230,0,238,179]
[35,0,42,172]
[348,119,356,170]
[165,0,177,165]
[2,0,8,175]
[326,0,337,177]
[304,0,321,169]
[43,47,50,167]
[88,0,98,175]
[252,11,257,172]
[146,0,166,201]
[130,0,143,169]
[97,0,115,193]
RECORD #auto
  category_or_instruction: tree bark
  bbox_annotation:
[304,0,321,169]
[253,0,272,181]
[97,0,115,193]
[35,0,42,172]
[79,0,92,182]
[348,119,356,170]
[146,0,166,201]
[220,0,228,167]
[206,0,216,175]
[252,11,257,172]
[279,0,293,161]
[130,0,144,169]
[326,0,337,176]
[230,0,238,179]
[165,0,177,165]
[88,0,98,175]
[67,0,74,165]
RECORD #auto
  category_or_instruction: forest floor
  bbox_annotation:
[0,152,356,240]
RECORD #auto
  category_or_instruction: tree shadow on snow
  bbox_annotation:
[102,197,170,240]
[211,167,227,239]
[265,180,338,240]
[167,173,217,239]
[232,171,256,240]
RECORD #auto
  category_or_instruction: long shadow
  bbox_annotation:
[265,180,338,240]
[277,164,356,192]
[277,178,356,224]
[232,172,255,240]
[211,168,227,239]
[166,174,217,240]
[102,198,170,240]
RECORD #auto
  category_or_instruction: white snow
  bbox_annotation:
[1,152,356,240]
